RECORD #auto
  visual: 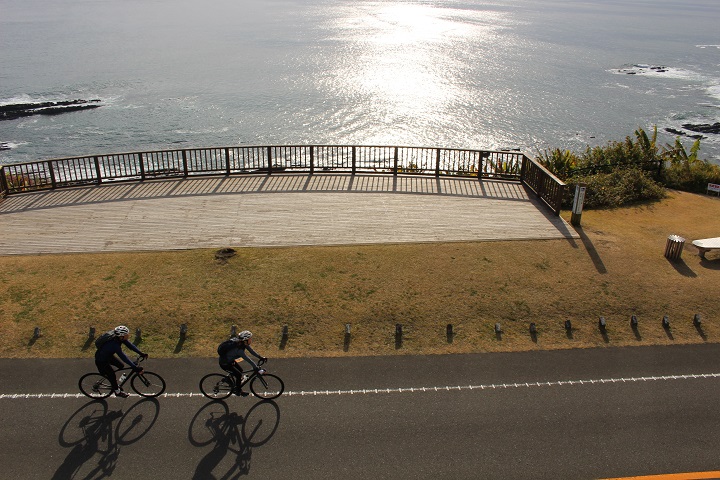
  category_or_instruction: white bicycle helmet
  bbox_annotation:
[237,330,253,341]
[114,325,130,336]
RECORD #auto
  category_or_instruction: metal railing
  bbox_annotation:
[0,144,565,215]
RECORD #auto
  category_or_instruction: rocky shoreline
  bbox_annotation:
[0,99,102,121]
[665,122,720,140]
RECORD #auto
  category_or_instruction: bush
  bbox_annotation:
[538,127,720,209]
[563,167,666,209]
[661,138,720,193]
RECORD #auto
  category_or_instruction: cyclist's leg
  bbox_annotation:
[96,361,120,391]
[224,362,247,394]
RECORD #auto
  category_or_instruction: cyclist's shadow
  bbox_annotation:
[54,397,160,479]
[188,399,281,479]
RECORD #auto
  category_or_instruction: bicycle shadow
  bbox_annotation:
[188,399,281,479]
[54,397,160,479]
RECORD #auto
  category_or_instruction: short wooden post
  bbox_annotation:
[571,183,586,226]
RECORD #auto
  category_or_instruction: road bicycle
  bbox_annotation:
[199,359,284,400]
[78,356,166,398]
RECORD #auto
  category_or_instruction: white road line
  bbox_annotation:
[2,372,719,400]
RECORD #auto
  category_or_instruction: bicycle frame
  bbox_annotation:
[114,356,148,388]
[223,359,267,390]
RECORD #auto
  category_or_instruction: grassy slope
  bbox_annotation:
[1,190,719,359]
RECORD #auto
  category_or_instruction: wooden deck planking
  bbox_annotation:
[0,174,577,255]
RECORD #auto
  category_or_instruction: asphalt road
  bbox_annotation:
[1,345,720,479]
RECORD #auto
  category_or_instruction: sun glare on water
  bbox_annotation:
[325,2,507,145]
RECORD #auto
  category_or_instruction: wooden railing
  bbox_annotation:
[520,156,566,216]
[0,144,566,215]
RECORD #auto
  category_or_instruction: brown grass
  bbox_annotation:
[1,190,719,359]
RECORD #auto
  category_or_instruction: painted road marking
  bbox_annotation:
[602,471,720,479]
[1,372,719,399]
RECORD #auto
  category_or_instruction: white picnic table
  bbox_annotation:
[692,237,720,258]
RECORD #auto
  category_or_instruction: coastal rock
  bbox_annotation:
[0,99,102,121]
[681,122,720,135]
[664,127,704,140]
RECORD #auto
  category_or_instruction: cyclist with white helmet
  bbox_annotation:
[217,330,267,397]
[95,325,147,398]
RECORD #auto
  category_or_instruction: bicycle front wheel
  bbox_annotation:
[250,373,284,400]
[199,373,233,399]
[131,371,166,397]
[79,373,113,399]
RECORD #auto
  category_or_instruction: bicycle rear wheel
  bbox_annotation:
[199,373,233,399]
[250,373,284,400]
[79,373,113,399]
[131,371,166,397]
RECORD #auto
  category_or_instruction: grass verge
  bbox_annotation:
[1,190,719,359]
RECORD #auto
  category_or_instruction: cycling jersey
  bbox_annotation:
[95,337,144,369]
[219,342,262,371]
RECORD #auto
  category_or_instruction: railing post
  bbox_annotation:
[310,146,315,175]
[393,147,398,176]
[267,146,273,175]
[435,149,441,177]
[225,147,231,176]
[94,156,102,184]
[0,166,9,196]
[352,146,356,175]
[476,151,482,180]
[182,150,188,176]
[48,161,57,189]
[138,153,145,181]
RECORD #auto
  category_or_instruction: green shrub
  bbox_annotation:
[661,138,720,193]
[537,127,720,208]
[563,167,666,209]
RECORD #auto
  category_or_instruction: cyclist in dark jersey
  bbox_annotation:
[95,325,147,398]
[218,330,266,396]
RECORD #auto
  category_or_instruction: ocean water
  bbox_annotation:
[1,0,719,165]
